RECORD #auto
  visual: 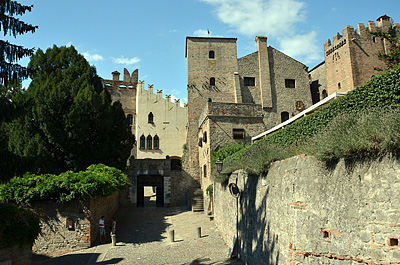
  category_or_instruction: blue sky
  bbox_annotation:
[9,0,400,104]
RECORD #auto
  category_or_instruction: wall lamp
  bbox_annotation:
[215,158,223,173]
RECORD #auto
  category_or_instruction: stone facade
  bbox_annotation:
[135,82,187,160]
[214,155,400,264]
[128,158,196,207]
[31,192,118,256]
[0,245,32,265]
[185,36,312,192]
[310,15,400,99]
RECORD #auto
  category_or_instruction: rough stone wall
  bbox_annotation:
[214,155,400,264]
[135,82,187,159]
[32,200,91,255]
[0,244,32,265]
[32,193,118,255]
[186,37,239,183]
[238,52,260,104]
[267,47,312,120]
[169,170,197,207]
[309,61,327,103]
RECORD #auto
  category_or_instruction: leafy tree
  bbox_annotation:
[371,24,400,70]
[7,45,134,175]
[0,0,38,85]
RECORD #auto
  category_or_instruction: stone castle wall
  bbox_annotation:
[31,193,118,256]
[135,82,187,159]
[324,17,400,95]
[214,155,400,264]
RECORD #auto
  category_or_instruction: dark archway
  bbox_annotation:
[136,175,164,207]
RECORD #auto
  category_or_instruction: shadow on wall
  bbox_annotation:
[239,175,279,265]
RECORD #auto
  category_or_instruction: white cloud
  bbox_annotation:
[200,0,306,37]
[66,42,73,47]
[278,31,322,64]
[112,57,141,65]
[200,0,323,64]
[82,52,105,62]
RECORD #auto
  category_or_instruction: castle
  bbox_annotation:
[101,15,398,209]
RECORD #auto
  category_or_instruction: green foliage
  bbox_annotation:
[0,203,40,249]
[214,65,400,177]
[0,164,128,204]
[211,142,245,168]
[304,109,400,161]
[206,184,213,198]
[370,25,400,70]
[0,0,38,85]
[5,45,134,175]
[262,65,400,147]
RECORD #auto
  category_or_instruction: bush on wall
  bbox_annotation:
[0,164,128,204]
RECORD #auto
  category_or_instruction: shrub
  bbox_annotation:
[0,203,40,249]
[0,164,128,204]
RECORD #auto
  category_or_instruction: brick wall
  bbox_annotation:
[214,155,400,264]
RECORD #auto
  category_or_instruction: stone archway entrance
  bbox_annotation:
[136,175,164,207]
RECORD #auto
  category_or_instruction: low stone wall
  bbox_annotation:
[32,192,119,256]
[214,155,400,264]
[0,244,32,265]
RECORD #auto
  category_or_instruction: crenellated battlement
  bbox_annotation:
[324,15,399,56]
[137,81,187,109]
[101,68,138,90]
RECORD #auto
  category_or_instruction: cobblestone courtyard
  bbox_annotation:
[32,192,242,265]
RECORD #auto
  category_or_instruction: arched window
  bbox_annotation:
[127,114,133,126]
[148,112,154,123]
[281,111,289,122]
[210,77,215,86]
[209,50,215,59]
[147,135,152,149]
[140,135,145,149]
[154,135,159,149]
[338,83,341,90]
[322,90,328,99]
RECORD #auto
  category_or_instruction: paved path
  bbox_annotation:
[32,203,242,265]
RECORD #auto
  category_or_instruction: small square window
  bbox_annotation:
[233,128,245,139]
[244,77,255,86]
[285,79,295,88]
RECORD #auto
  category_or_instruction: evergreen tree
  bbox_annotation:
[0,0,38,85]
[7,45,134,174]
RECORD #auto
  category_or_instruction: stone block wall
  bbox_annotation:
[0,245,32,265]
[31,192,119,256]
[214,155,400,264]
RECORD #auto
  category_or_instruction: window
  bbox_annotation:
[210,77,215,86]
[285,79,295,88]
[233,128,245,139]
[148,112,154,123]
[198,137,203,147]
[147,135,152,149]
[209,50,215,59]
[203,165,207,178]
[322,90,328,99]
[140,135,145,149]
[127,114,133,126]
[338,82,341,90]
[154,135,159,149]
[281,111,289,122]
[203,132,207,143]
[244,77,255,86]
